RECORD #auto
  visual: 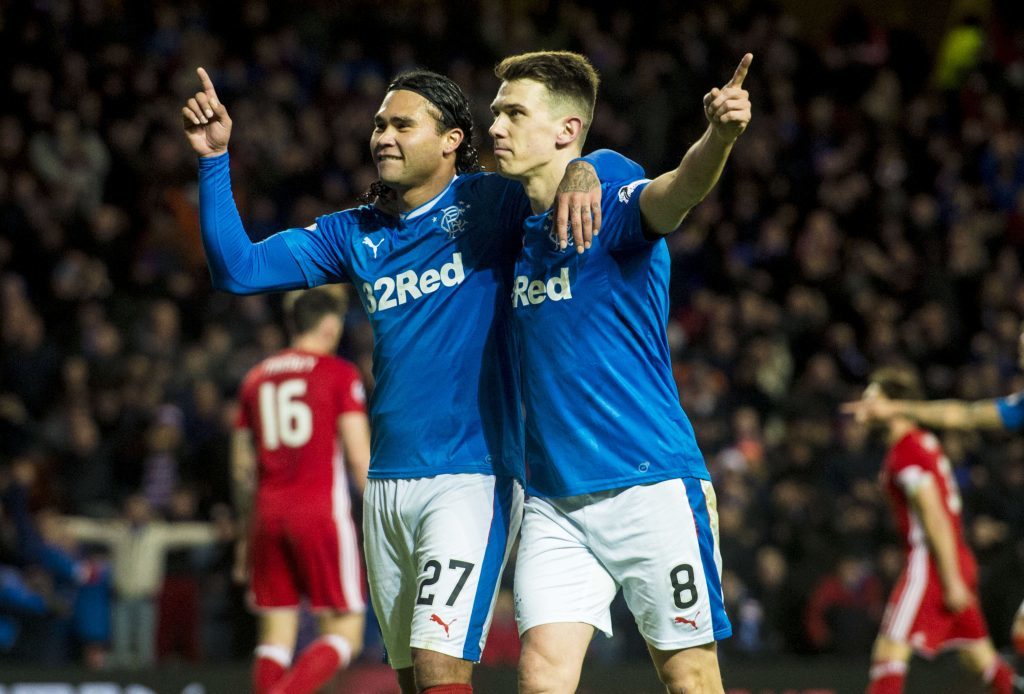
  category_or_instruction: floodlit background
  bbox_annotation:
[0,0,1023,692]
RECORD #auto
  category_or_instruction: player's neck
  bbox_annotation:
[392,169,457,214]
[521,151,579,215]
[292,335,333,356]
[887,417,916,444]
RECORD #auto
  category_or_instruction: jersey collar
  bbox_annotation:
[401,175,459,222]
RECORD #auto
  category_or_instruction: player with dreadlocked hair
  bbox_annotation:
[184,62,642,694]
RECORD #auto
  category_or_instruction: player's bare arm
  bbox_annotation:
[909,478,972,613]
[1013,602,1024,655]
[639,53,753,235]
[338,412,371,495]
[231,428,257,583]
[841,396,1003,430]
[553,161,603,253]
[182,66,232,158]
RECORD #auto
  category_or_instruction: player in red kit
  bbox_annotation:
[233,287,371,694]
[845,325,1024,661]
[854,367,1020,694]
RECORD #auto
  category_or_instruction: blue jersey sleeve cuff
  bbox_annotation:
[996,393,1024,430]
[197,151,229,169]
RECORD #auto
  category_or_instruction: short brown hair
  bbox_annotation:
[868,365,925,401]
[495,51,599,139]
[283,287,346,337]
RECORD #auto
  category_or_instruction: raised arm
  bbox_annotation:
[183,67,314,294]
[156,521,220,549]
[841,395,1004,430]
[639,54,753,235]
[61,517,121,545]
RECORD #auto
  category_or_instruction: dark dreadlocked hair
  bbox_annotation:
[359,69,481,204]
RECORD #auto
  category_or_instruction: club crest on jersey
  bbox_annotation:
[362,236,385,258]
[617,179,647,203]
[544,217,574,252]
[433,202,469,240]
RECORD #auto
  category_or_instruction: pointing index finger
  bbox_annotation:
[726,53,753,88]
[197,67,219,103]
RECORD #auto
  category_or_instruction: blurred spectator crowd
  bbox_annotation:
[1,0,1024,669]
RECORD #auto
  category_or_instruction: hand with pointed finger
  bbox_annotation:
[182,66,233,158]
[703,53,753,144]
[839,394,897,424]
[554,161,603,254]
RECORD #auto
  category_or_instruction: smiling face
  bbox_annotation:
[488,78,575,181]
[370,89,462,193]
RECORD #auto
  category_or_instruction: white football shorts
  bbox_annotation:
[514,477,731,651]
[363,473,523,669]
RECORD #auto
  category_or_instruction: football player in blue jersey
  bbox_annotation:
[843,328,1024,662]
[182,66,640,694]
[487,51,752,694]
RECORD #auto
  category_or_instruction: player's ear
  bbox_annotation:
[443,128,464,156]
[555,116,584,147]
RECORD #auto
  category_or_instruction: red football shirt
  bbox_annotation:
[881,429,966,553]
[236,348,366,513]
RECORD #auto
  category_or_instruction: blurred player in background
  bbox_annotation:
[184,65,638,694]
[850,367,1020,694]
[844,329,1024,659]
[488,50,751,693]
[233,287,370,694]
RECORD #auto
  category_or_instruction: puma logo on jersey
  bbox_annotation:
[512,268,572,307]
[362,253,465,314]
[429,613,457,637]
[362,237,385,258]
[674,612,700,630]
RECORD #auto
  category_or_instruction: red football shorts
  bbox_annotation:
[880,546,988,656]
[248,505,365,612]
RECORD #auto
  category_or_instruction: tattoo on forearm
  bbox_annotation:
[559,163,599,194]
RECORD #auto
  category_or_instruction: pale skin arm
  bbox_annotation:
[338,411,371,496]
[841,395,1003,430]
[231,428,257,584]
[156,522,219,548]
[1014,601,1024,649]
[908,476,972,612]
[639,53,753,235]
[60,517,120,545]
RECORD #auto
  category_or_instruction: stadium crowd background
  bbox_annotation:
[1,0,1024,673]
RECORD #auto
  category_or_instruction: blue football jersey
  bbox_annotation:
[997,391,1024,431]
[511,177,710,497]
[282,173,529,479]
[198,150,644,481]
